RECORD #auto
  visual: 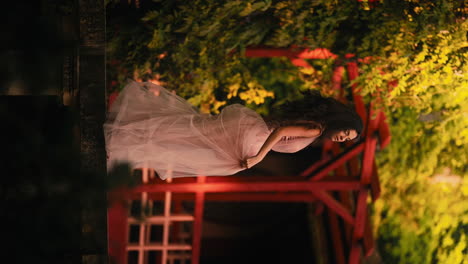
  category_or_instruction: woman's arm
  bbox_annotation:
[242,126,321,169]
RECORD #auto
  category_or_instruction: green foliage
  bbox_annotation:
[107,0,358,113]
[353,2,468,263]
[374,179,468,264]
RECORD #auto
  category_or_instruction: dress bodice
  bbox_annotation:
[272,135,318,153]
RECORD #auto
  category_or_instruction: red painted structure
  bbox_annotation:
[107,47,391,264]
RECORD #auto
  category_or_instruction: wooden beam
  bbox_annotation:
[363,215,375,257]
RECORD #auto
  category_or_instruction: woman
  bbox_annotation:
[104,80,362,180]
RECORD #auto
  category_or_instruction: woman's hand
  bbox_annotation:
[241,155,263,169]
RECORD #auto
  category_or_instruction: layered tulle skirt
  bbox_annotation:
[104,80,271,179]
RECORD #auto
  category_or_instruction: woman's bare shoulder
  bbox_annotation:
[277,126,322,138]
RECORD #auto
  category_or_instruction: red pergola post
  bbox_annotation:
[345,60,367,127]
[107,199,128,264]
[332,143,355,244]
[353,187,369,241]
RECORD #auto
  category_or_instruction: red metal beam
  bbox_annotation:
[147,175,360,184]
[144,175,315,185]
[346,60,367,128]
[360,136,377,185]
[363,215,375,257]
[303,142,365,179]
[347,155,361,179]
[314,191,355,225]
[203,193,316,202]
[140,192,317,203]
[332,66,346,100]
[352,187,369,241]
[128,180,362,194]
[348,243,362,264]
[205,175,310,183]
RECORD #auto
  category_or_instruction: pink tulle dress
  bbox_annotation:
[104,80,319,179]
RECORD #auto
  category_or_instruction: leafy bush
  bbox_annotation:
[107,0,359,112]
[354,3,467,263]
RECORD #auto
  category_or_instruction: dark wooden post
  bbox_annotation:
[78,1,108,263]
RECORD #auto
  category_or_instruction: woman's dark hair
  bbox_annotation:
[268,91,364,142]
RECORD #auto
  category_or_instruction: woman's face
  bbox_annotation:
[331,129,358,142]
